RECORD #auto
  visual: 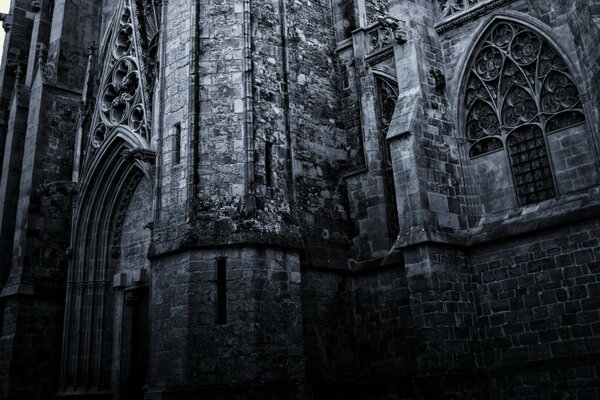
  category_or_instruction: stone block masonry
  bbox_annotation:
[0,0,598,399]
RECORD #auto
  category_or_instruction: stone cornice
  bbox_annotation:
[435,0,516,34]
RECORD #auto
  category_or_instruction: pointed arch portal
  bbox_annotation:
[59,0,160,395]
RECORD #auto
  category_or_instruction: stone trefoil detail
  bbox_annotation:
[87,0,161,151]
[93,5,148,147]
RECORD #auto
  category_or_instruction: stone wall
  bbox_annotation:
[285,0,351,268]
[471,217,600,399]
[365,0,389,24]
[301,269,356,387]
[0,0,599,399]
[149,247,305,399]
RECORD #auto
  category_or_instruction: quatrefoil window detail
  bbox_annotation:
[464,21,586,205]
[90,2,153,149]
[100,58,141,126]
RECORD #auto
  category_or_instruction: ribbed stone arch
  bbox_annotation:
[461,19,587,206]
[59,131,154,394]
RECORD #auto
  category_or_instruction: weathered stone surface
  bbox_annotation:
[0,0,598,399]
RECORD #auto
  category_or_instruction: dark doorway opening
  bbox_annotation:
[121,286,149,400]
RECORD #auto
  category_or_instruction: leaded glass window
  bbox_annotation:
[464,21,586,205]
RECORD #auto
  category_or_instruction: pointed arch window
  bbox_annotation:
[375,75,400,239]
[464,21,586,205]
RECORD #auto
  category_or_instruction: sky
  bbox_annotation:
[0,0,9,64]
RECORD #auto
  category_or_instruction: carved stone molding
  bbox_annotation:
[435,0,516,34]
[0,13,12,32]
[36,43,57,84]
[121,148,157,165]
[38,180,79,197]
[366,47,394,66]
[88,1,160,150]
[110,169,145,260]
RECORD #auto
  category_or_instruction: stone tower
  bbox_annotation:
[0,0,599,399]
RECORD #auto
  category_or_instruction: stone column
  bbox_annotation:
[386,0,482,397]
[0,0,102,398]
[146,0,306,398]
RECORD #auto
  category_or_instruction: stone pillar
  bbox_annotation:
[386,0,482,397]
[0,0,34,168]
[145,0,306,398]
[0,0,102,398]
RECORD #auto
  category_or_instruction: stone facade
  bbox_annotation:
[0,0,599,399]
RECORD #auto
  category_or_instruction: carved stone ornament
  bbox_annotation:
[31,1,42,12]
[35,43,57,84]
[125,290,139,304]
[436,0,515,33]
[368,15,408,55]
[441,0,484,18]
[38,180,79,197]
[0,13,12,32]
[464,21,586,205]
[88,0,162,150]
[121,148,157,165]
[429,68,446,90]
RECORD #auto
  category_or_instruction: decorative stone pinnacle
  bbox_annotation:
[0,13,12,32]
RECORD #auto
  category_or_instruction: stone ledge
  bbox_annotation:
[395,187,600,250]
[144,381,305,400]
[485,351,600,375]
[435,0,516,34]
[149,222,303,259]
[468,187,600,246]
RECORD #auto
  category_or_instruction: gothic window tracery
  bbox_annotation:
[464,21,586,205]
[89,0,161,150]
[375,76,400,239]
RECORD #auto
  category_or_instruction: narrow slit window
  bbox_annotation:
[173,123,181,165]
[216,257,227,325]
[265,140,273,188]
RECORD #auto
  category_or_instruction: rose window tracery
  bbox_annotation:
[101,58,141,126]
[89,0,161,150]
[464,21,586,205]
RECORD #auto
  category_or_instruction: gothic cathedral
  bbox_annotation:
[0,0,599,399]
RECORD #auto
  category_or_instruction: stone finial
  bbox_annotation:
[31,0,42,12]
[0,13,12,32]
